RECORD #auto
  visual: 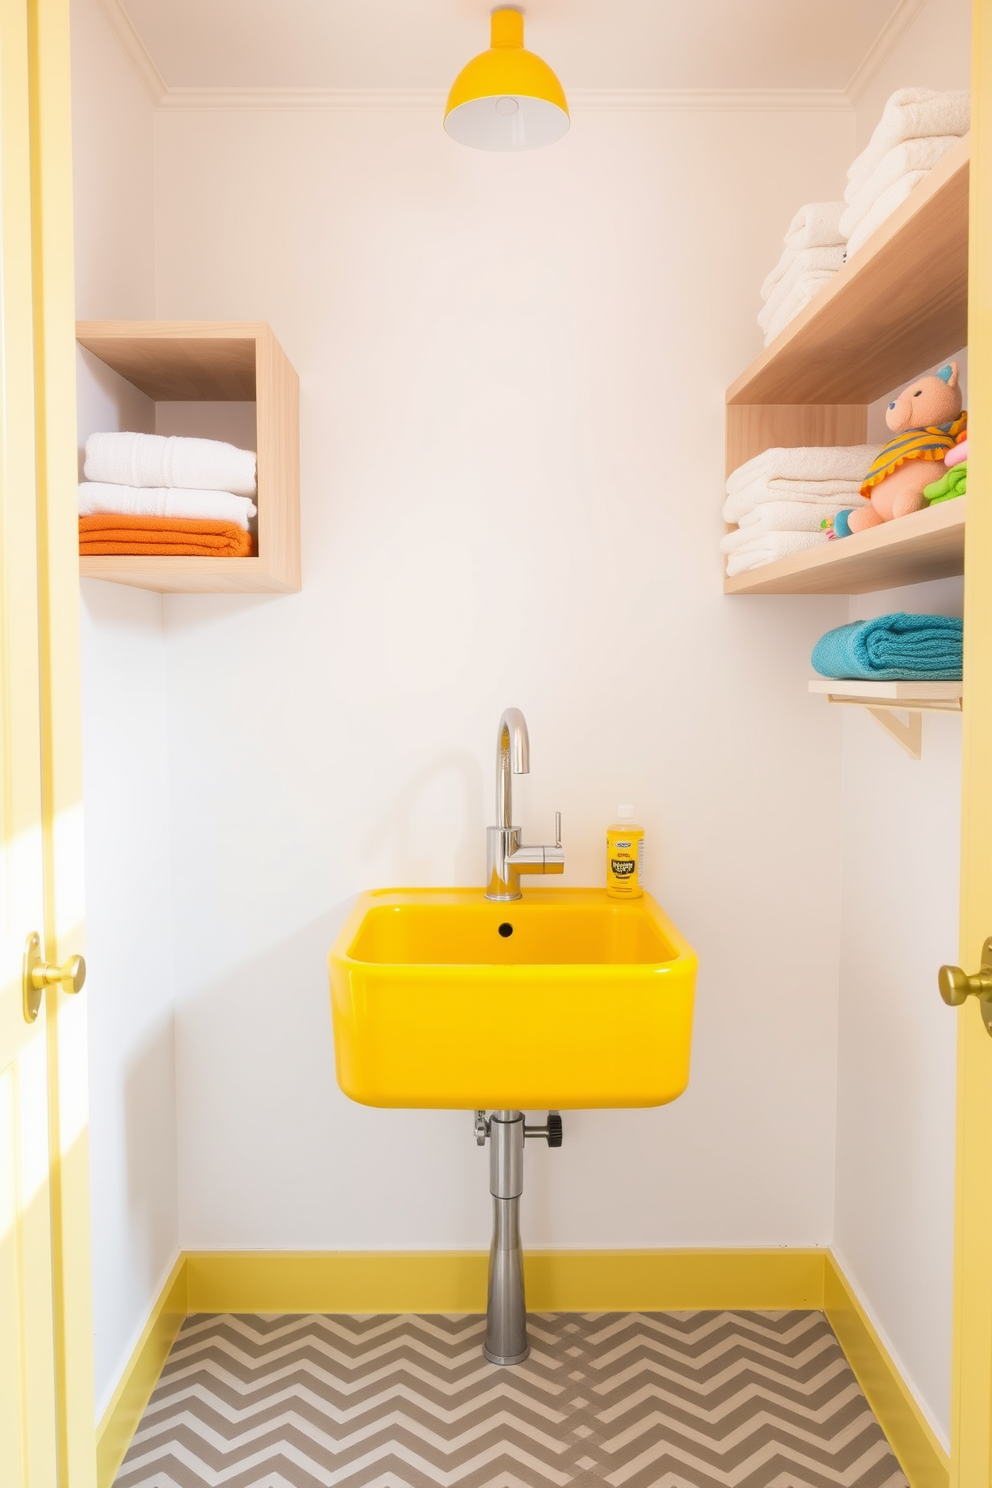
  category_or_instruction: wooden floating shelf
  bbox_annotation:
[809,678,962,758]
[808,679,962,709]
[76,320,300,594]
[728,133,969,410]
[724,499,965,596]
[724,135,970,601]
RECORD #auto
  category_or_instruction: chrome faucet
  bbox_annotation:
[485,708,564,901]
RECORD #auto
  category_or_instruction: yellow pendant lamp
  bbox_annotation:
[444,8,569,152]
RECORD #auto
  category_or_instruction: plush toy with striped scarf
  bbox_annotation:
[840,363,966,534]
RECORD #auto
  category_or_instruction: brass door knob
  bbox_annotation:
[22,932,86,1024]
[939,938,992,1035]
[938,965,992,1005]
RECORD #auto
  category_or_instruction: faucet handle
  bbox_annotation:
[555,811,562,848]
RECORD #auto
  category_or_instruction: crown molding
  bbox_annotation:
[845,0,929,105]
[575,88,851,111]
[157,85,853,114]
[158,88,445,112]
[93,0,167,105]
[91,0,860,118]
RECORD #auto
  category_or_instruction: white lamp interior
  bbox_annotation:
[444,95,570,152]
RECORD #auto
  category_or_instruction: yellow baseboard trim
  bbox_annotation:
[186,1250,489,1315]
[523,1247,826,1311]
[184,1246,827,1315]
[97,1247,949,1488]
[824,1254,949,1488]
[95,1254,187,1488]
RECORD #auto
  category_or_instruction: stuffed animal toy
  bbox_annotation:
[841,364,966,534]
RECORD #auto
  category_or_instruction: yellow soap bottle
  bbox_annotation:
[606,804,644,899]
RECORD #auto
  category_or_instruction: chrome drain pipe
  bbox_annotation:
[476,1108,563,1365]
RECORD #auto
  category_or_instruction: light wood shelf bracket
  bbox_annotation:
[809,680,962,759]
[867,707,922,759]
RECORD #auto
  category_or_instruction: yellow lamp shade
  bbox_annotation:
[444,8,569,152]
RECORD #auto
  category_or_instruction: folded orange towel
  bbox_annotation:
[79,514,255,558]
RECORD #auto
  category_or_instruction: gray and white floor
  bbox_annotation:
[115,1309,909,1487]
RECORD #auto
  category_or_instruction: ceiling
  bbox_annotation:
[118,0,903,93]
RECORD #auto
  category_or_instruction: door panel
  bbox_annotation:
[0,0,60,1472]
[30,0,96,1475]
[0,0,94,1481]
[951,2,992,1481]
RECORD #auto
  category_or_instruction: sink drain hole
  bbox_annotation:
[498,922,514,938]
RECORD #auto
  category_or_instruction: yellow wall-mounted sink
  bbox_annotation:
[328,888,697,1110]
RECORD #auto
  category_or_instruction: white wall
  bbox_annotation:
[150,101,855,1253]
[834,577,961,1448]
[72,0,180,1421]
[831,0,971,1448]
[71,0,972,1445]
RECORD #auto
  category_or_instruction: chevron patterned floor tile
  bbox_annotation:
[114,1310,909,1488]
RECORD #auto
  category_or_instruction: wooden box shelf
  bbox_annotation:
[76,320,300,594]
[724,135,969,598]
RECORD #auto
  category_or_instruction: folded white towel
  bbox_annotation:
[735,500,858,535]
[723,517,833,554]
[84,431,257,498]
[760,245,847,312]
[738,477,865,502]
[723,482,868,525]
[846,88,970,196]
[783,201,846,251]
[722,499,867,556]
[78,482,257,530]
[727,443,882,497]
[763,270,837,345]
[842,134,961,221]
[844,171,929,258]
[725,530,829,577]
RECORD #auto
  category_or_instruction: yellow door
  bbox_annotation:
[0,0,95,1483]
[952,4,992,1481]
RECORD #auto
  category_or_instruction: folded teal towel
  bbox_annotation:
[811,612,962,680]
